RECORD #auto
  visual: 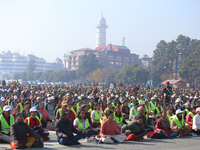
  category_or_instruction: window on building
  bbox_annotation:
[116,56,122,61]
[70,56,73,60]
[108,56,114,60]
[70,62,73,65]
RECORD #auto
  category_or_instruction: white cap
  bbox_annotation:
[115,95,119,98]
[185,96,189,98]
[74,94,78,96]
[48,97,52,100]
[40,91,44,93]
[51,96,55,99]
[176,109,184,115]
[67,93,70,96]
[1,97,5,101]
[126,94,129,97]
[35,91,38,94]
[111,94,114,97]
[81,94,84,97]
[3,105,11,111]
[171,95,175,98]
[88,96,91,99]
[194,96,198,99]
[154,95,158,98]
[14,96,18,99]
[47,94,50,97]
[36,97,41,100]
[140,94,143,97]
[91,96,94,99]
[175,97,181,103]
[131,96,135,99]
[101,94,104,97]
[151,97,155,100]
[30,107,37,112]
[190,96,193,99]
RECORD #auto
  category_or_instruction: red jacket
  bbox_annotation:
[68,111,75,122]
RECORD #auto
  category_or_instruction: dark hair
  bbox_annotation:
[81,104,88,110]
[135,115,143,120]
[76,110,86,120]
[106,110,113,118]
[16,112,23,118]
[71,101,76,106]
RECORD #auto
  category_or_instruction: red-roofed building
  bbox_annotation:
[63,44,141,71]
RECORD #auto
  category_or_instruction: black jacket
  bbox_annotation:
[55,118,82,141]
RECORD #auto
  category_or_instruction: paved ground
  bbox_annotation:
[1,131,200,150]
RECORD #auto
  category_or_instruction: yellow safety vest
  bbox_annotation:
[104,108,110,114]
[145,105,151,114]
[113,113,123,126]
[58,108,62,118]
[27,117,41,126]
[172,115,184,129]
[155,107,161,116]
[71,107,77,116]
[150,102,156,110]
[167,113,174,124]
[76,118,90,130]
[0,115,15,134]
[93,110,102,123]
[18,103,23,112]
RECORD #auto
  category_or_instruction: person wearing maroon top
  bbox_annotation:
[100,100,107,112]
[121,99,130,119]
[66,104,75,122]
[186,107,196,128]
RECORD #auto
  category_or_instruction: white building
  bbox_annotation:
[96,15,108,47]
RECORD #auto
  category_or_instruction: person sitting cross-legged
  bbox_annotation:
[10,112,43,149]
[55,109,85,145]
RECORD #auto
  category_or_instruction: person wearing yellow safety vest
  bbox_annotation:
[73,110,98,138]
[129,102,139,120]
[112,99,119,108]
[129,96,136,109]
[150,97,157,112]
[0,105,14,143]
[186,106,196,128]
[0,101,5,114]
[91,103,102,128]
[24,107,49,141]
[55,101,67,120]
[139,95,145,105]
[104,102,112,114]
[171,109,192,136]
[166,106,174,124]
[71,101,77,116]
[154,102,162,117]
[113,106,127,126]
[184,102,191,119]
[16,98,26,112]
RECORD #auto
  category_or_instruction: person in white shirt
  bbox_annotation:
[192,107,200,135]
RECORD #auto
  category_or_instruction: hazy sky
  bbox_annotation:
[0,0,200,62]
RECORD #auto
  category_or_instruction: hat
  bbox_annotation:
[74,94,78,96]
[154,95,158,98]
[48,97,52,100]
[67,93,70,96]
[194,96,198,99]
[126,94,129,97]
[111,94,114,97]
[176,109,184,115]
[166,81,169,84]
[51,96,55,99]
[36,97,41,100]
[115,95,119,98]
[196,107,200,113]
[131,96,135,99]
[88,96,91,99]
[175,97,181,103]
[101,94,104,97]
[47,94,50,97]
[1,97,5,101]
[140,95,143,97]
[30,107,37,112]
[151,97,155,100]
[25,100,30,105]
[3,105,11,111]
[14,95,18,99]
[189,96,193,99]
[81,94,84,97]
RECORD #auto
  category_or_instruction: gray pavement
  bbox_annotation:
[1,131,200,150]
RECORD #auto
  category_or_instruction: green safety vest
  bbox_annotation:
[186,112,195,126]
[145,105,151,114]
[0,108,2,114]
[104,108,110,114]
[150,102,156,110]
[37,113,42,121]
[155,107,161,116]
[77,103,80,111]
[0,115,15,134]
[71,107,77,116]
[172,115,184,129]
[76,118,90,130]
[88,108,92,115]
[113,113,123,126]
[58,108,62,117]
[129,108,138,120]
[93,110,102,123]
[100,116,107,125]
[167,113,174,124]
[18,103,23,112]
[27,117,41,126]
[185,109,189,115]
[129,103,134,108]
[112,103,118,108]
[139,100,145,104]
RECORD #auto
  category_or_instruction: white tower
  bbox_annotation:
[96,15,108,47]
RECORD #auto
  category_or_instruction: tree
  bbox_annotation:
[87,68,105,83]
[179,44,200,87]
[27,59,37,80]
[76,52,103,81]
[105,71,118,83]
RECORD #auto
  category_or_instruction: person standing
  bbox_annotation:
[162,81,172,104]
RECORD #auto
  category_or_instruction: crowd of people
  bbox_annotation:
[0,80,200,148]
